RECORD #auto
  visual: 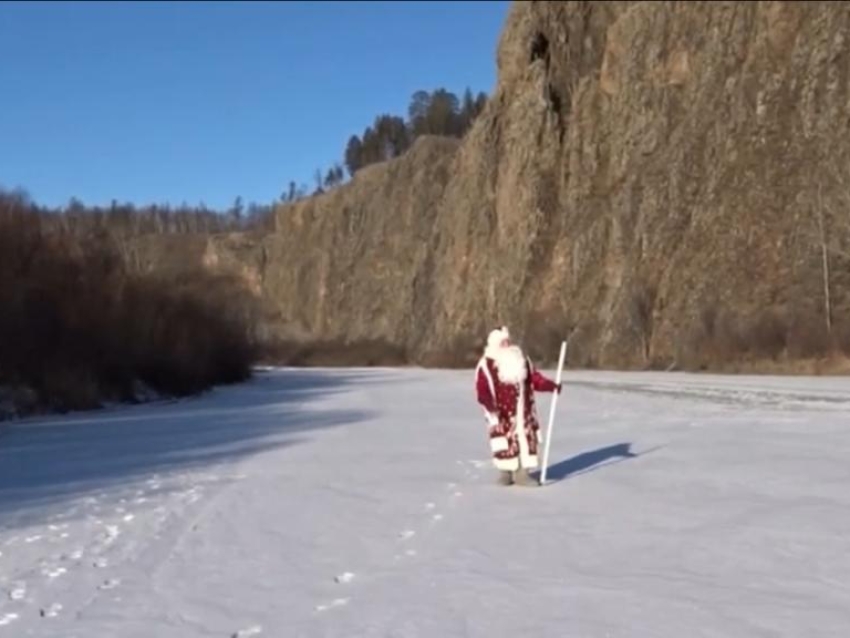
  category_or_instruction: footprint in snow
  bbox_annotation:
[99,525,120,545]
[394,548,418,560]
[42,566,67,580]
[231,626,262,638]
[9,583,26,601]
[64,549,84,562]
[432,514,444,522]
[25,535,42,544]
[92,558,109,569]
[334,572,355,584]
[315,598,349,613]
[40,603,63,619]
[98,579,120,591]
[398,530,415,541]
[445,486,464,496]
[0,613,19,626]
[183,491,201,505]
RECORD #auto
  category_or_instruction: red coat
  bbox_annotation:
[475,355,559,471]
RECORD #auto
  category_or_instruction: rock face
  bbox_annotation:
[216,1,850,369]
[247,136,461,351]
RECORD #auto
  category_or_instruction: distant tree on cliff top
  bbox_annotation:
[343,87,488,177]
[286,86,488,199]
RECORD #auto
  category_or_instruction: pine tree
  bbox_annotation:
[344,135,363,177]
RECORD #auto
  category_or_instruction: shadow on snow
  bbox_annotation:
[0,367,390,528]
[538,442,663,483]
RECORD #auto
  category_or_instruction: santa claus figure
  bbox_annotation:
[475,326,561,486]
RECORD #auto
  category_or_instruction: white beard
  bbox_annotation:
[493,345,527,385]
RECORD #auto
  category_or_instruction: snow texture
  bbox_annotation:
[1,367,849,636]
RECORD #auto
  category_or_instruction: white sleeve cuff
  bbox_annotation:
[489,436,509,453]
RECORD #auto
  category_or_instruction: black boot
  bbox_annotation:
[497,470,514,486]
[513,468,540,487]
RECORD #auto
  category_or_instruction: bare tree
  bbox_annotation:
[817,181,832,335]
[629,281,657,365]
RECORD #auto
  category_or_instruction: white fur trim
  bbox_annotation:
[489,436,509,453]
[521,453,539,469]
[494,456,519,472]
[514,381,539,469]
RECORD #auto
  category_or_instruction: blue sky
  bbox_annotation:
[0,0,510,211]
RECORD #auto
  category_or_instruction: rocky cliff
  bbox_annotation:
[211,1,850,370]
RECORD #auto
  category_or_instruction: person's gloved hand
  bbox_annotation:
[486,412,499,427]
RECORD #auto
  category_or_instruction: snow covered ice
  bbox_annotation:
[1,367,850,637]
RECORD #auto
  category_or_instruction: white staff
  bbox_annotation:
[540,339,568,485]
